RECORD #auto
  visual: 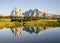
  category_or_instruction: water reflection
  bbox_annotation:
[10,27,49,36]
[0,27,60,43]
[11,27,24,36]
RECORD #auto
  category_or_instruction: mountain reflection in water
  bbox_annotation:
[10,27,49,36]
[0,27,60,43]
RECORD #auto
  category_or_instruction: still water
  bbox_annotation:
[0,27,60,43]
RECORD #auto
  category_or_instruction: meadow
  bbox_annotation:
[0,20,60,28]
[0,16,60,28]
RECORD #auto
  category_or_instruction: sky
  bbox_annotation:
[0,0,60,15]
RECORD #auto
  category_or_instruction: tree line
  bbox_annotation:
[0,16,58,22]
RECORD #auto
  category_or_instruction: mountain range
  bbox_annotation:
[11,7,60,18]
[0,7,60,18]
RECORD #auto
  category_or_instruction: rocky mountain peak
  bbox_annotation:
[10,7,57,18]
[11,7,24,17]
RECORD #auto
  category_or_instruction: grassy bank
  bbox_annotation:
[0,20,60,28]
[24,20,60,27]
[0,22,22,28]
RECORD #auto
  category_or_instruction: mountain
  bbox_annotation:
[11,7,24,17]
[23,8,47,17]
[10,7,59,18]
[33,8,44,17]
[23,9,34,17]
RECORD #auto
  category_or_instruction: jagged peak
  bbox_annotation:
[11,7,23,17]
[35,8,45,12]
[29,9,33,11]
[14,7,18,9]
[12,7,22,11]
[36,8,42,11]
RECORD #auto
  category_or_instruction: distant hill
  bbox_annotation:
[0,14,9,16]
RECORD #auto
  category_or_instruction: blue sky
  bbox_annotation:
[0,0,60,15]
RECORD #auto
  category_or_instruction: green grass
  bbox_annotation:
[0,19,11,22]
[24,20,60,27]
[0,22,22,28]
[0,20,60,28]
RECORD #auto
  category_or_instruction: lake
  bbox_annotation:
[0,27,60,43]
